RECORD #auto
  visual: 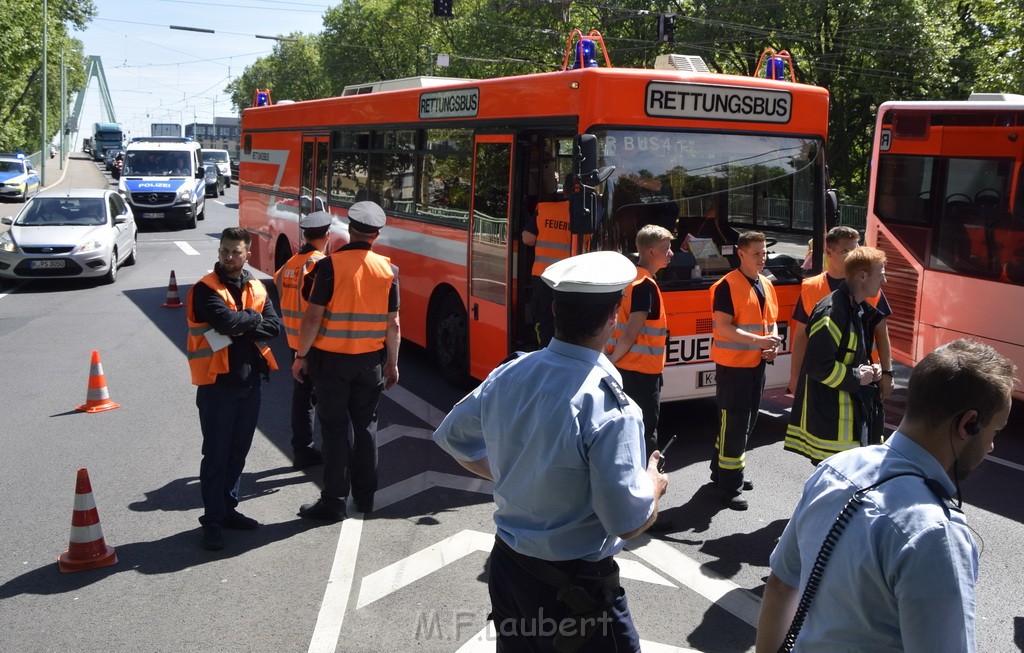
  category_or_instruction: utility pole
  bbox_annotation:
[41,0,48,185]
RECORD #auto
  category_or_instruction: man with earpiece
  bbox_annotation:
[757,338,1016,652]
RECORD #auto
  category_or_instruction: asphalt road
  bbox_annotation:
[1,154,1023,652]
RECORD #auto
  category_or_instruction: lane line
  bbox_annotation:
[175,241,200,255]
[987,455,1024,472]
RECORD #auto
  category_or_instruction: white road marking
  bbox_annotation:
[628,536,761,627]
[386,383,449,429]
[174,241,200,255]
[987,455,1024,472]
[306,516,365,653]
[454,626,704,653]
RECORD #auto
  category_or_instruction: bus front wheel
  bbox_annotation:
[433,295,468,386]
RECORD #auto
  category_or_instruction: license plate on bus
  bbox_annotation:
[30,259,65,269]
[697,370,716,388]
[142,212,164,219]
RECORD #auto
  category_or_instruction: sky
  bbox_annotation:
[70,0,332,145]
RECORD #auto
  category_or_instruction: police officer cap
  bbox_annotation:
[299,211,333,230]
[348,201,387,234]
[541,251,636,305]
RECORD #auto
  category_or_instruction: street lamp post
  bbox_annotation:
[41,0,47,185]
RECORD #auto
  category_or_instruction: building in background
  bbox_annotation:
[186,117,241,158]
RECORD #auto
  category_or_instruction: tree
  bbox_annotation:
[0,0,95,152]
[226,33,329,115]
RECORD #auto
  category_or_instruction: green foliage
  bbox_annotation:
[225,33,330,112]
[0,0,95,152]
[229,0,1023,206]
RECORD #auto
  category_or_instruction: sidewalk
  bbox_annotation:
[39,151,112,192]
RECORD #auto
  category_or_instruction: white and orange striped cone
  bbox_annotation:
[75,349,121,413]
[161,270,184,308]
[58,468,118,573]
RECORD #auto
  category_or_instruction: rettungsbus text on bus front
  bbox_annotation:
[866,93,1024,398]
[238,32,831,401]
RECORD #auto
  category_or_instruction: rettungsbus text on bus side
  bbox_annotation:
[866,93,1024,398]
[238,33,832,401]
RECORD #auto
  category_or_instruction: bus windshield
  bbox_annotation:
[591,129,821,277]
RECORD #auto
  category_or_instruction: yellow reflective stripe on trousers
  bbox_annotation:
[717,409,745,470]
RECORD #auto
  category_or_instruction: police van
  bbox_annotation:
[118,137,205,229]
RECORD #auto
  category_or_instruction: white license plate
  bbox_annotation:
[30,259,65,269]
[697,370,717,388]
[142,212,164,219]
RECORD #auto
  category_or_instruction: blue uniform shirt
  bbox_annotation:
[432,338,655,562]
[770,432,978,652]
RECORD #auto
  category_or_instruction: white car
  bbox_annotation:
[0,189,138,284]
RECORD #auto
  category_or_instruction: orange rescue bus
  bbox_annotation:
[238,35,832,400]
[866,93,1024,397]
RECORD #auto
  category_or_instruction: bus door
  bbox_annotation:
[300,134,330,217]
[467,134,515,379]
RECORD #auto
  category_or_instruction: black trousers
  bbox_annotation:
[488,540,640,653]
[309,348,383,509]
[531,276,555,349]
[289,349,317,454]
[617,368,662,457]
[710,362,766,494]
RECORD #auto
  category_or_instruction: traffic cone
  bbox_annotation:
[75,350,121,413]
[162,270,184,308]
[58,468,118,573]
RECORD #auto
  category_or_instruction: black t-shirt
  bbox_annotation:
[792,274,893,324]
[629,277,660,318]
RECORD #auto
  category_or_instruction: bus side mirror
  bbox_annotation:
[825,188,839,230]
[573,134,615,186]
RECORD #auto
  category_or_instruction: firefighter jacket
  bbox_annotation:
[785,283,878,462]
[186,270,279,386]
[607,267,668,374]
[275,246,325,350]
[798,272,885,363]
[312,247,394,355]
[709,269,779,368]
[530,201,572,276]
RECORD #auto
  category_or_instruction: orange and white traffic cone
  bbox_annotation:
[58,468,118,573]
[162,270,184,308]
[75,350,121,413]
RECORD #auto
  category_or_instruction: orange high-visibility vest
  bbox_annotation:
[275,249,325,350]
[312,248,394,355]
[710,269,779,368]
[531,202,572,276]
[800,273,880,315]
[607,268,668,374]
[186,272,279,385]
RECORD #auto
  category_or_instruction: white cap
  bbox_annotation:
[348,201,387,233]
[299,211,332,230]
[541,251,636,304]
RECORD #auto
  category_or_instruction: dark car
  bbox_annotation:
[103,148,121,172]
[203,163,224,198]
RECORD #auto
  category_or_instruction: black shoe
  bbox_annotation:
[201,524,224,550]
[721,491,749,511]
[298,499,346,522]
[355,499,374,514]
[223,510,259,530]
[742,480,754,491]
[292,447,324,470]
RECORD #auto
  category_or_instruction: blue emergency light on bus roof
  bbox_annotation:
[571,39,599,70]
[768,56,785,80]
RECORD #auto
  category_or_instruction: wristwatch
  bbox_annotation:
[881,369,894,377]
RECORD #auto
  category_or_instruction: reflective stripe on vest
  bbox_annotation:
[312,248,394,355]
[531,202,572,276]
[710,269,779,368]
[186,272,279,385]
[607,268,668,374]
[275,249,325,350]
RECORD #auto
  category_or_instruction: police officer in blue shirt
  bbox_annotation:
[433,250,670,652]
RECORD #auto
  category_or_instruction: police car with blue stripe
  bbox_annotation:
[117,137,205,229]
[0,153,41,202]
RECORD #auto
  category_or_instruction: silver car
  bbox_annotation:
[0,189,138,284]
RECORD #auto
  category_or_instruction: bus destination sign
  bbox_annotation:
[419,88,480,119]
[646,82,791,124]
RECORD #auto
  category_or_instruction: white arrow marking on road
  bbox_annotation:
[386,383,449,429]
[627,536,761,627]
[307,516,364,653]
[174,241,200,255]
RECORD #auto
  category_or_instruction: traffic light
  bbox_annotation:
[657,13,676,44]
[433,0,453,18]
